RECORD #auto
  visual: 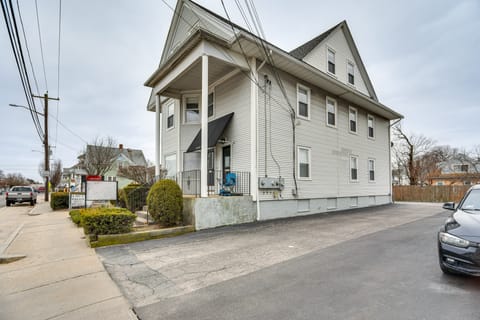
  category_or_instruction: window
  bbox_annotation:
[208,92,214,117]
[327,48,335,74]
[350,156,358,181]
[167,103,174,129]
[326,97,337,127]
[183,152,200,171]
[347,61,355,85]
[368,159,375,182]
[298,147,311,179]
[165,154,176,177]
[184,97,200,123]
[349,107,357,133]
[453,164,469,173]
[367,114,375,138]
[297,85,310,119]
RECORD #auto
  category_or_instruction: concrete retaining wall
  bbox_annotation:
[187,196,256,230]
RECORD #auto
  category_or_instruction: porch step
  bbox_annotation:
[135,210,153,226]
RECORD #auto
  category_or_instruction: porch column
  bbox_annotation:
[201,55,209,197]
[250,57,258,201]
[155,94,162,178]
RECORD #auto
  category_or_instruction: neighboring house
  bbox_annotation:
[145,0,403,226]
[431,159,480,186]
[65,144,148,190]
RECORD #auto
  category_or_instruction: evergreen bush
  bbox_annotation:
[69,209,82,226]
[50,192,69,210]
[147,179,183,226]
[81,207,136,235]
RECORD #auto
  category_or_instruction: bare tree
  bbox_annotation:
[50,160,63,190]
[79,136,118,176]
[4,173,28,187]
[117,165,165,186]
[392,124,436,185]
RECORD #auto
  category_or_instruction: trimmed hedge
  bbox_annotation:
[80,207,136,236]
[50,192,69,210]
[69,209,82,226]
[147,179,183,227]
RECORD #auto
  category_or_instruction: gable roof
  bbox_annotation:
[289,20,378,101]
[85,145,147,167]
[289,23,340,60]
[147,0,401,119]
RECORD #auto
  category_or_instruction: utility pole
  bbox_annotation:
[33,92,59,202]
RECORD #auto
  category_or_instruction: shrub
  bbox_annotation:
[147,179,183,226]
[81,207,136,236]
[126,186,149,212]
[50,192,69,210]
[69,209,82,226]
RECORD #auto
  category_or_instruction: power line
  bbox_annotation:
[49,112,89,144]
[54,0,62,158]
[34,0,48,91]
[1,0,44,142]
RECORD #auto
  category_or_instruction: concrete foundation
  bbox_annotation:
[186,196,256,230]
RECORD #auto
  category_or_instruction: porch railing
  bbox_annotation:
[166,170,250,197]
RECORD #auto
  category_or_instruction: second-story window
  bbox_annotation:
[297,85,310,119]
[167,103,174,129]
[368,159,376,182]
[327,48,336,74]
[326,97,337,127]
[349,107,357,133]
[208,92,214,117]
[347,61,355,85]
[185,97,200,123]
[367,114,375,138]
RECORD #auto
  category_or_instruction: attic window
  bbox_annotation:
[327,48,335,74]
[347,61,355,85]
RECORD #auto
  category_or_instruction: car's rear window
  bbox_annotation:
[11,187,32,192]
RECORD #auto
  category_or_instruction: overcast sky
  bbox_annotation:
[1,0,479,181]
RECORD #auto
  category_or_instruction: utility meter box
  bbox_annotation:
[258,177,284,190]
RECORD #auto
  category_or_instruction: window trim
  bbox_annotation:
[326,96,337,128]
[183,95,200,124]
[327,46,336,76]
[348,106,358,134]
[347,60,355,86]
[368,158,376,182]
[208,91,215,118]
[367,114,375,139]
[297,146,312,180]
[350,155,359,182]
[296,84,311,120]
[166,102,175,130]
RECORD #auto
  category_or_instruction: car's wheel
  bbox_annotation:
[6,200,11,207]
[34,199,37,204]
[30,200,34,206]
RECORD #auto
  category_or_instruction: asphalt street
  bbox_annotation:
[134,212,480,320]
[96,203,480,320]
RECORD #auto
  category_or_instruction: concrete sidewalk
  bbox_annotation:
[0,199,137,320]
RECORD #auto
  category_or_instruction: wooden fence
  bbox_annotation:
[393,185,471,203]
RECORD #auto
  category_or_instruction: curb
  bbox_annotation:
[0,223,26,264]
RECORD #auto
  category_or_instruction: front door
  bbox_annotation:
[222,145,231,180]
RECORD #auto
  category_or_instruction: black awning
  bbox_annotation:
[186,112,234,152]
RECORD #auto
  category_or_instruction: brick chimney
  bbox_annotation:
[119,144,123,150]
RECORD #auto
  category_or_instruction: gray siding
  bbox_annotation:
[257,66,390,202]
[213,73,251,172]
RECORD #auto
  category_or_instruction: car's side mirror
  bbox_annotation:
[442,202,455,211]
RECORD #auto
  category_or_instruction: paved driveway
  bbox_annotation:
[96,203,461,315]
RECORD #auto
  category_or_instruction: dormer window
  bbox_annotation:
[347,61,355,85]
[327,48,336,74]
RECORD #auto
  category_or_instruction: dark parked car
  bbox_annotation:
[439,185,480,276]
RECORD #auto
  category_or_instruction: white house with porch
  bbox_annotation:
[145,0,403,229]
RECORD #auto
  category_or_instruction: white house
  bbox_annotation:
[145,0,403,229]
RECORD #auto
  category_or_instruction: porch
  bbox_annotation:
[167,170,250,197]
